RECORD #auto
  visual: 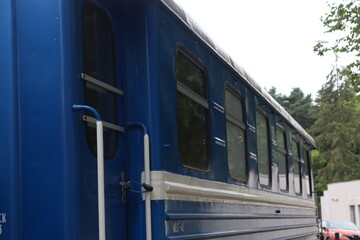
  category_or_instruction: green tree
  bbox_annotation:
[314,0,360,91]
[268,87,286,106]
[268,87,316,130]
[310,67,360,195]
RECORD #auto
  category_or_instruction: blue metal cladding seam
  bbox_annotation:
[164,200,317,240]
[166,212,317,220]
[0,0,19,239]
[122,1,150,239]
[58,0,81,238]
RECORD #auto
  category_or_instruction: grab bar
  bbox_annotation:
[73,105,106,240]
[127,122,152,240]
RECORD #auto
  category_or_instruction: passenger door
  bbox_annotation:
[77,2,127,239]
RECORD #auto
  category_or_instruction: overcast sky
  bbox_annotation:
[173,0,339,98]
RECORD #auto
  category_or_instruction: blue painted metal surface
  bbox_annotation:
[0,0,316,239]
[16,0,71,238]
[0,1,19,239]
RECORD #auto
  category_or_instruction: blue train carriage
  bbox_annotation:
[0,0,317,239]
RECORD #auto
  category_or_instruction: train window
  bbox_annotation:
[292,139,302,194]
[82,3,118,158]
[277,127,288,191]
[176,49,210,171]
[256,110,270,187]
[225,88,246,181]
[303,148,312,196]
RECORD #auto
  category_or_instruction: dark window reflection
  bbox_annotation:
[292,140,302,194]
[304,148,312,196]
[176,53,207,99]
[82,3,118,159]
[225,89,246,181]
[256,111,270,186]
[277,127,288,191]
[176,49,209,171]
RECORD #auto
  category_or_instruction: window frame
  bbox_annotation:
[82,2,119,159]
[292,137,302,195]
[350,205,356,224]
[175,46,211,172]
[303,146,313,197]
[276,125,289,192]
[256,109,271,188]
[225,85,247,182]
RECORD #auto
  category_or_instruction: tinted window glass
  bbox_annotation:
[82,3,118,158]
[176,50,209,171]
[276,128,285,149]
[277,127,288,191]
[176,52,207,99]
[303,148,312,196]
[225,89,246,181]
[256,111,270,187]
[292,140,299,160]
[225,89,243,122]
[292,139,302,194]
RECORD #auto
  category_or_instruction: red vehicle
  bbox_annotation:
[320,219,360,240]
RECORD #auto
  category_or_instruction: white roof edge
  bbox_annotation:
[159,0,315,147]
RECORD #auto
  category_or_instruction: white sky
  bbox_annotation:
[173,0,339,98]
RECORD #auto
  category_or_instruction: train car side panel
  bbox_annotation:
[0,0,19,239]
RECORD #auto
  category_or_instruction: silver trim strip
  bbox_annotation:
[83,115,125,132]
[249,152,257,160]
[81,73,124,96]
[177,83,208,109]
[150,171,315,209]
[247,122,256,133]
[214,137,226,147]
[213,101,225,113]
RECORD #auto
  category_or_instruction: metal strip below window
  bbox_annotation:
[177,83,208,109]
[83,115,125,133]
[213,101,224,113]
[214,137,226,147]
[81,73,124,96]
[249,152,257,161]
[247,122,256,133]
[226,115,245,130]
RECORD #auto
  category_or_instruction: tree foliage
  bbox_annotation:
[310,67,360,194]
[268,87,316,130]
[314,0,360,91]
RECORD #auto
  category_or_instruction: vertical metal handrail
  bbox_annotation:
[127,122,152,240]
[144,133,152,240]
[73,105,106,240]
